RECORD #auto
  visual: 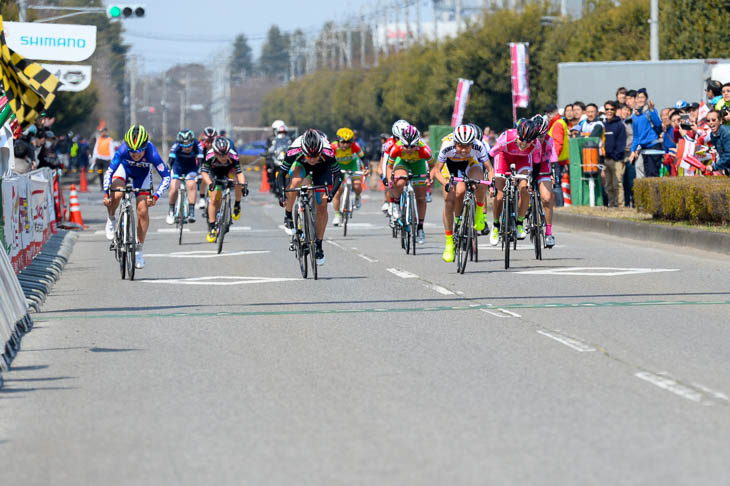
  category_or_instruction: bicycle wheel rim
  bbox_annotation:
[217,199,228,254]
[126,208,135,280]
[410,193,417,255]
[294,203,307,278]
[459,202,471,273]
[306,206,317,279]
[118,215,126,279]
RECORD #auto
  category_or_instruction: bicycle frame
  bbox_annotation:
[285,184,330,280]
[498,166,529,269]
[393,173,428,255]
[451,177,491,273]
[109,180,143,280]
[339,170,363,236]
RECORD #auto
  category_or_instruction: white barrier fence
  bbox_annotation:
[1,167,58,273]
[0,240,31,371]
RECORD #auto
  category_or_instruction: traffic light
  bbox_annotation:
[106,5,145,19]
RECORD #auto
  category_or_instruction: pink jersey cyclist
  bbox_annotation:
[535,136,558,183]
[489,128,542,177]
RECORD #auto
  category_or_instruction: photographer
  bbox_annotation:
[707,110,730,174]
[629,88,663,178]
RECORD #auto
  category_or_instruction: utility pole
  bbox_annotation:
[346,28,352,68]
[456,0,462,33]
[394,0,400,51]
[161,78,168,155]
[374,2,381,65]
[433,0,438,43]
[416,0,422,44]
[404,0,410,48]
[18,0,27,21]
[650,0,659,61]
[360,7,366,68]
[129,58,136,125]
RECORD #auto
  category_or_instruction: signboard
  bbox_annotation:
[3,21,96,62]
[41,64,92,92]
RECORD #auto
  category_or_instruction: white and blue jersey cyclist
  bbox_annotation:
[104,141,171,199]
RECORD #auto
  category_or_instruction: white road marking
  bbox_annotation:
[143,250,270,258]
[498,308,521,318]
[692,383,729,401]
[425,284,455,295]
[142,276,298,286]
[229,226,253,232]
[518,267,680,277]
[479,308,520,318]
[478,244,566,250]
[480,309,508,318]
[325,239,346,250]
[537,330,596,352]
[357,254,378,263]
[343,223,374,228]
[386,268,419,279]
[635,371,703,402]
[157,228,191,233]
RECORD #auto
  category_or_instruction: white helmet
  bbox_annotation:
[271,120,286,132]
[453,124,476,145]
[392,119,410,138]
[276,123,288,134]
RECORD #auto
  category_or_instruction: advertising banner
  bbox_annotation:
[451,78,473,127]
[3,21,96,62]
[510,42,530,122]
[41,64,92,92]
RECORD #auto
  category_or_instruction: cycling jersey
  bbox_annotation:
[380,136,397,175]
[202,148,242,184]
[169,141,203,180]
[437,137,490,179]
[330,140,365,172]
[388,140,433,177]
[104,142,171,199]
[279,135,342,190]
[489,129,542,176]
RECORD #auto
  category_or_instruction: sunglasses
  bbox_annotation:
[339,140,352,144]
[604,107,616,111]
[180,141,194,148]
[130,145,146,154]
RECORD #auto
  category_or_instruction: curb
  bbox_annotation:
[553,212,730,256]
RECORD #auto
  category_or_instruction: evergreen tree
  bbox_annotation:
[259,25,290,79]
[230,34,254,81]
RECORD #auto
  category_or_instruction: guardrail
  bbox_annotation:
[0,242,32,375]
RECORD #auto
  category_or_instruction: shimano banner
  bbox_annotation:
[3,21,96,62]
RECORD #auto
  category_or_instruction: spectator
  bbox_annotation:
[76,136,91,173]
[547,104,570,206]
[56,132,71,171]
[563,104,574,125]
[12,135,36,174]
[602,100,626,207]
[715,82,730,126]
[37,130,61,169]
[619,103,635,207]
[629,88,663,178]
[706,80,723,106]
[92,128,115,191]
[576,103,604,138]
[660,107,672,132]
[572,101,586,127]
[625,89,637,110]
[662,106,680,153]
[616,87,627,105]
[708,110,730,174]
[688,102,701,124]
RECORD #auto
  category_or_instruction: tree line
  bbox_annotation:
[259,0,730,136]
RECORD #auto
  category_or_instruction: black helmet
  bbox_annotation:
[301,129,323,157]
[177,129,195,145]
[516,119,539,143]
[212,136,231,155]
[202,126,217,141]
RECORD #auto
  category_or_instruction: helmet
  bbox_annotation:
[301,128,324,157]
[336,127,354,142]
[399,125,420,148]
[531,114,549,137]
[453,124,477,145]
[468,123,483,141]
[276,123,288,134]
[674,100,689,110]
[272,119,286,132]
[124,125,149,151]
[392,119,410,138]
[516,119,539,143]
[202,126,217,141]
[176,129,195,146]
[212,136,231,155]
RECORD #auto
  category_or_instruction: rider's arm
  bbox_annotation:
[277,149,297,191]
[103,148,123,194]
[433,162,449,187]
[200,157,213,186]
[148,144,171,199]
[325,152,343,195]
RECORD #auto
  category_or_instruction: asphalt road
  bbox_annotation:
[2,177,729,485]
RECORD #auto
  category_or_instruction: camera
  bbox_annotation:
[721,105,730,119]
[679,113,692,130]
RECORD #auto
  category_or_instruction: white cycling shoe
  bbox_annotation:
[105,218,115,241]
[489,227,499,246]
[416,229,426,244]
[196,198,207,210]
[381,202,389,214]
[135,251,145,269]
[165,211,175,225]
[545,234,555,248]
[333,212,342,227]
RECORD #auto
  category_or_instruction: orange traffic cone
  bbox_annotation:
[259,167,271,193]
[68,184,87,228]
[561,170,572,207]
[79,167,88,192]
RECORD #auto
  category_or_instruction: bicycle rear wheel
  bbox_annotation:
[409,192,417,255]
[126,205,136,281]
[531,194,542,260]
[305,205,318,280]
[294,201,307,278]
[216,195,229,254]
[342,185,350,236]
[504,196,512,270]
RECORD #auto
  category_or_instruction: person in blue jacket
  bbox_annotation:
[628,88,664,178]
[708,110,730,174]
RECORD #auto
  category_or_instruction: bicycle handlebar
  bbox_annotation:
[284,184,331,196]
[451,177,492,186]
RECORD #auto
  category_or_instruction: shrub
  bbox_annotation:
[634,177,730,224]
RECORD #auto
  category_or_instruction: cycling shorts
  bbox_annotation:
[208,167,237,191]
[494,156,531,178]
[111,165,151,196]
[440,158,481,180]
[290,161,334,188]
[172,160,199,180]
[535,161,552,184]
[338,158,364,179]
[392,157,429,178]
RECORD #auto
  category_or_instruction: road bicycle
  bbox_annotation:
[451,176,491,274]
[526,173,546,261]
[172,174,191,246]
[212,178,247,255]
[339,170,364,237]
[499,165,529,270]
[393,173,428,255]
[286,184,329,280]
[109,179,143,280]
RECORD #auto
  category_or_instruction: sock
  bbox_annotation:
[316,239,323,249]
[445,230,453,237]
[208,221,215,231]
[417,220,424,230]
[136,242,143,251]
[169,204,174,212]
[476,202,484,208]
[493,221,500,229]
[517,216,525,225]
[546,224,552,236]
[390,198,397,203]
[234,200,241,207]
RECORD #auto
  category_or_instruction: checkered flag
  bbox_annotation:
[0,16,59,130]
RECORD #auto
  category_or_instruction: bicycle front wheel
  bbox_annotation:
[305,205,318,280]
[216,195,229,254]
[409,192,417,255]
[117,214,126,279]
[177,190,186,246]
[126,205,136,281]
[504,195,512,270]
[294,202,307,278]
[457,201,472,274]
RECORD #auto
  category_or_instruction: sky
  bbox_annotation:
[113,0,383,73]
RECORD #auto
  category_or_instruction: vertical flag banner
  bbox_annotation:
[451,78,473,127]
[0,16,59,130]
[510,42,530,123]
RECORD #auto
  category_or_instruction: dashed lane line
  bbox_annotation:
[386,268,419,279]
[537,330,596,352]
[424,284,455,296]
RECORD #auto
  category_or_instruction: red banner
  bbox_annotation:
[451,78,473,127]
[510,42,530,122]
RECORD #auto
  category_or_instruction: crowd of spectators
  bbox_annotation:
[543,81,730,208]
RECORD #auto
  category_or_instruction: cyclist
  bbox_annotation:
[432,124,493,262]
[277,128,343,266]
[197,126,217,210]
[330,127,367,226]
[166,129,203,224]
[532,114,558,248]
[488,118,542,245]
[381,119,410,214]
[200,136,248,243]
[387,124,433,244]
[103,125,171,269]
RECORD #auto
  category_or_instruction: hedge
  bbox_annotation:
[634,177,730,224]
